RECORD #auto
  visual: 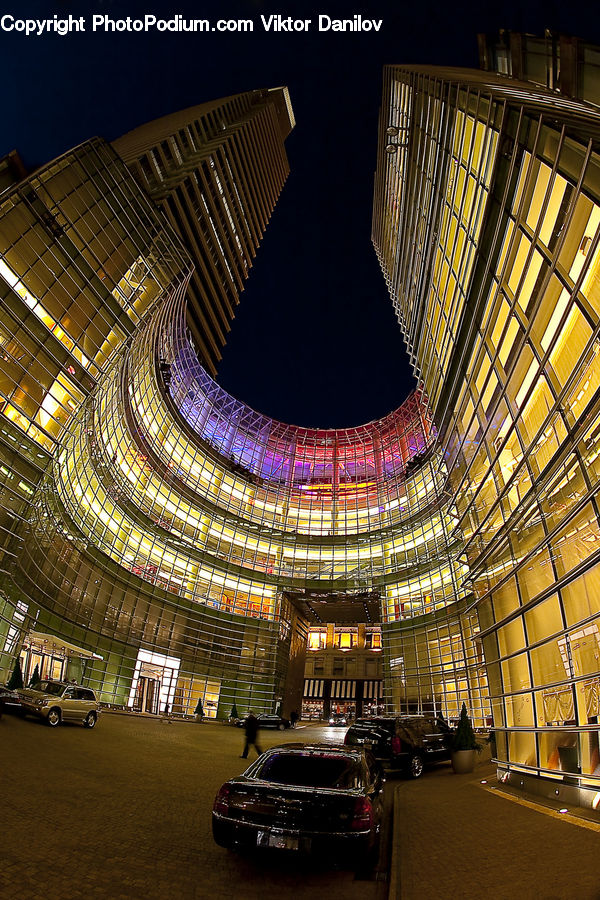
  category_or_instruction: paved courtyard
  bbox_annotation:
[393,758,600,899]
[5,709,600,899]
[1,712,386,900]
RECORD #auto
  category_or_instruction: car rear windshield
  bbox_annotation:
[351,721,393,735]
[356,718,394,728]
[256,753,363,789]
[36,682,64,695]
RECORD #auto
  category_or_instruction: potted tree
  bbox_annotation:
[450,703,482,774]
[7,657,24,690]
[194,697,204,722]
[28,664,41,688]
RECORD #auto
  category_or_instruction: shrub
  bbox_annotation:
[451,702,482,751]
[7,657,24,690]
[28,664,41,687]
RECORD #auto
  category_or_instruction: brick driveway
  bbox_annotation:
[1,712,384,899]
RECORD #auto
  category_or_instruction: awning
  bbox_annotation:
[331,680,356,699]
[363,680,382,700]
[24,631,104,660]
[303,679,324,698]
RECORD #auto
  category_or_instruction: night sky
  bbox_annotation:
[4,0,597,427]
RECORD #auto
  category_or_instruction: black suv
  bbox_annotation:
[344,715,451,778]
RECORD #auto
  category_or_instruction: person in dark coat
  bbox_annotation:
[240,711,262,758]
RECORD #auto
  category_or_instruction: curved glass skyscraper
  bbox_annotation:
[3,46,600,807]
[374,59,600,806]
[0,87,474,726]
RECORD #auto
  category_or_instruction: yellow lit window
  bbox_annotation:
[549,305,592,384]
[539,174,567,245]
[525,162,551,233]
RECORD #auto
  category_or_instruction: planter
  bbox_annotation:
[558,745,579,774]
[451,749,477,774]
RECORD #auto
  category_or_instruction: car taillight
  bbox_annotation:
[350,797,372,831]
[213,784,231,816]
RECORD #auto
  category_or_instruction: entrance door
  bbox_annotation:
[133,676,160,714]
[128,649,181,715]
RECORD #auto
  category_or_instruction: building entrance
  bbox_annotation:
[19,631,103,686]
[133,675,160,714]
[128,649,180,715]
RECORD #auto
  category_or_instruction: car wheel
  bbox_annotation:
[84,711,97,728]
[278,723,285,731]
[354,834,380,877]
[212,819,233,849]
[46,708,61,727]
[408,752,424,779]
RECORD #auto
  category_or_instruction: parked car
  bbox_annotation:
[236,713,291,731]
[328,714,347,727]
[344,715,451,778]
[212,743,384,865]
[18,680,100,728]
[0,684,24,717]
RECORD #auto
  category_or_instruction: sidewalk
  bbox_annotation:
[390,759,600,899]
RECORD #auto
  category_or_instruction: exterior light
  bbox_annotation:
[558,808,568,814]
[386,126,399,136]
[385,143,398,154]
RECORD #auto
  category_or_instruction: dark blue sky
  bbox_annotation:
[4,0,597,427]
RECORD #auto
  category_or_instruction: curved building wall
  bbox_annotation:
[0,135,190,679]
[16,282,472,715]
[374,64,600,800]
[0,108,481,723]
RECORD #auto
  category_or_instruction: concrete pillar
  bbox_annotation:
[357,623,367,650]
[64,656,84,683]
[326,623,335,649]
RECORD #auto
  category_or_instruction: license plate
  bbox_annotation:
[257,829,299,851]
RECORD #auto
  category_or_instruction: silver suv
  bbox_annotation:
[19,680,99,728]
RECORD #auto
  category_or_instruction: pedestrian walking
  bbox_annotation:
[240,710,262,758]
[290,710,299,728]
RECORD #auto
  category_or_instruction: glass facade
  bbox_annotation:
[2,54,599,804]
[0,88,478,727]
[374,64,600,800]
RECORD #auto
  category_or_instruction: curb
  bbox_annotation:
[387,759,494,900]
[388,783,403,899]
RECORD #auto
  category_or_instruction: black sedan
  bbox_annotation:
[328,714,347,727]
[212,743,384,866]
[344,715,451,778]
[0,684,23,717]
[236,713,291,731]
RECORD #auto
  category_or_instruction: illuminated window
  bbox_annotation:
[333,628,358,650]
[307,628,327,650]
[365,627,382,650]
